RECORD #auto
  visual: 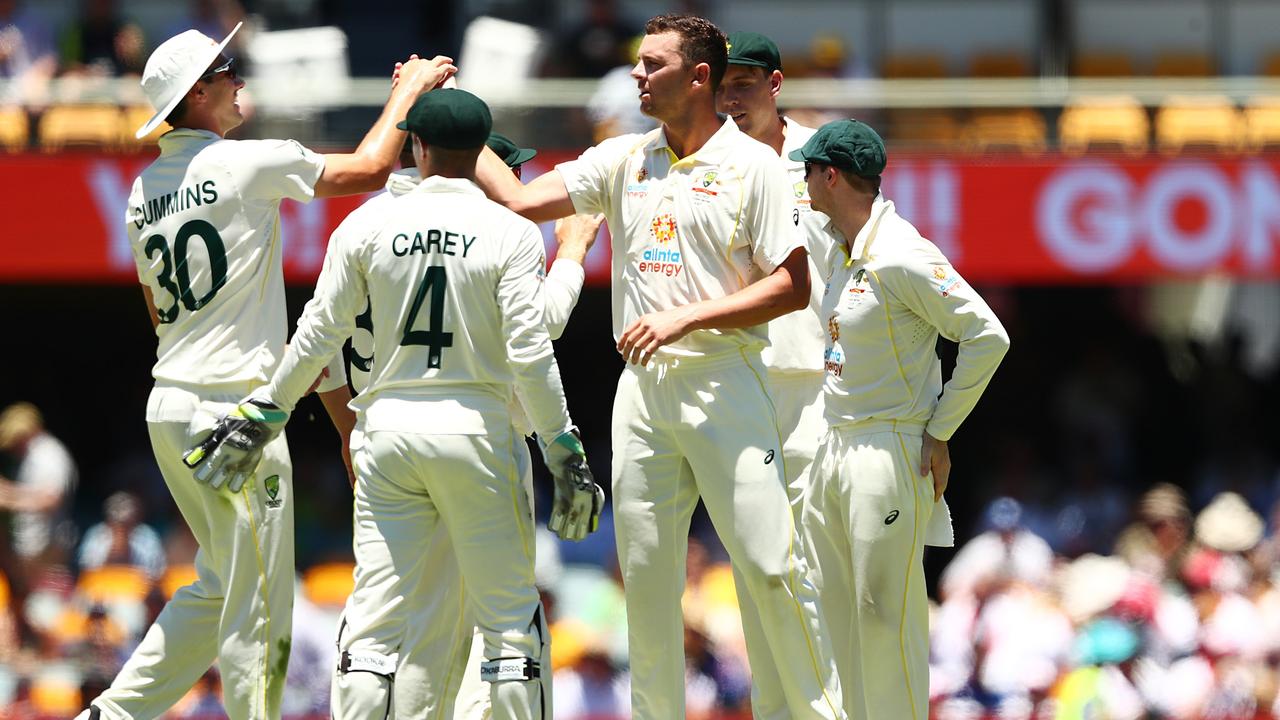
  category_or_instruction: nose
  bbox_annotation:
[630,60,644,82]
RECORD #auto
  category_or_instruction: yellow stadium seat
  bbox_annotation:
[122,105,167,147]
[1153,51,1214,77]
[1155,95,1243,154]
[38,104,124,151]
[1072,52,1135,77]
[160,563,198,599]
[886,109,962,150]
[1058,96,1150,155]
[0,107,29,151]
[77,565,151,603]
[303,561,356,607]
[1243,97,1280,152]
[964,108,1047,154]
[30,676,81,717]
[882,53,947,78]
[970,51,1031,78]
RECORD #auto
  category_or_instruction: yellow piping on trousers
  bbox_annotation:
[740,349,843,720]
[894,434,923,720]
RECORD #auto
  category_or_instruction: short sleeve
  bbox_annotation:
[557,133,641,217]
[232,139,326,203]
[742,152,804,274]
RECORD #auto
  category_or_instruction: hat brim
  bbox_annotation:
[136,22,242,139]
[727,57,771,69]
[396,119,410,131]
[787,148,808,162]
[509,148,537,166]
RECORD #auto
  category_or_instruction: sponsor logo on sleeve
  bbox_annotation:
[932,265,962,297]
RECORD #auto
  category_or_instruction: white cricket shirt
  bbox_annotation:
[339,170,587,396]
[126,129,325,414]
[558,117,803,359]
[820,195,1010,441]
[762,117,833,374]
[265,176,574,440]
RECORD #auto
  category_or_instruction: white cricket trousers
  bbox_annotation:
[611,350,844,720]
[736,369,827,720]
[803,421,936,720]
[351,430,546,720]
[89,408,295,720]
[331,427,544,720]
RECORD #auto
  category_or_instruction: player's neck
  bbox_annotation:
[761,114,786,155]
[661,106,722,159]
[830,198,874,252]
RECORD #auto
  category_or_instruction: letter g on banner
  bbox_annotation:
[1036,162,1135,274]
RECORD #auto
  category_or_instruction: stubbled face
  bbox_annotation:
[631,32,692,122]
[805,161,834,214]
[717,65,778,140]
[200,56,245,134]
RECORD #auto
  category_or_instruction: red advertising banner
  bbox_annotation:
[4,152,1280,284]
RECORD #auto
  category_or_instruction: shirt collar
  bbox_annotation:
[410,175,486,197]
[831,193,893,265]
[157,127,220,152]
[650,116,739,167]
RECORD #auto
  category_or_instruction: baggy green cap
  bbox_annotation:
[788,118,886,177]
[486,132,538,168]
[396,88,492,150]
[726,31,782,74]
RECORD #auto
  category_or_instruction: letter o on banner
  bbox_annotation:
[1143,163,1235,271]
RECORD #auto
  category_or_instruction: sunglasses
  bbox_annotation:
[199,56,238,83]
[804,161,816,179]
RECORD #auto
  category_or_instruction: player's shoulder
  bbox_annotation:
[870,206,950,273]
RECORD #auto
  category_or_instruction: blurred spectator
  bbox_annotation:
[1114,483,1193,581]
[0,402,78,589]
[0,0,54,106]
[76,491,165,581]
[682,606,750,717]
[552,620,630,720]
[548,0,638,78]
[164,0,244,46]
[939,496,1054,600]
[584,33,657,143]
[805,33,873,80]
[57,0,145,76]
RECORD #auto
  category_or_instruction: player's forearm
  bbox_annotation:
[683,249,809,332]
[926,322,1010,441]
[543,259,586,339]
[318,385,357,442]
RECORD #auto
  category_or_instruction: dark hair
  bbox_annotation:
[165,96,189,128]
[644,14,727,90]
[839,168,881,196]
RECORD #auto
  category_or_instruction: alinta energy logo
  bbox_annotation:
[638,212,683,277]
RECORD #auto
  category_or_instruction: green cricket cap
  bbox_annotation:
[486,132,537,168]
[726,31,782,74]
[396,88,492,150]
[788,118,886,177]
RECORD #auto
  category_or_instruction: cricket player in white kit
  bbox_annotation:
[794,120,1010,720]
[476,14,845,720]
[334,132,602,720]
[81,24,456,720]
[186,88,605,720]
[716,31,833,720]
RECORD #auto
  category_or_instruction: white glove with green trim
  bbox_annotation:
[182,399,289,493]
[540,429,605,542]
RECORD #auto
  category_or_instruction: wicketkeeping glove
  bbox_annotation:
[541,429,605,542]
[182,399,289,493]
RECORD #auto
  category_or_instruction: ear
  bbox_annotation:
[768,69,783,99]
[691,61,712,89]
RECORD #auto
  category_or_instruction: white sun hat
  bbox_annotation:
[136,22,242,139]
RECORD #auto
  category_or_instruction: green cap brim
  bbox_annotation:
[787,148,807,162]
[510,148,537,166]
[396,119,409,131]
[728,57,770,69]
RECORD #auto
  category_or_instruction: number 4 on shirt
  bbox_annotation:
[401,265,453,369]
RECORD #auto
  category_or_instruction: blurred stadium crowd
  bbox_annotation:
[2,0,1280,719]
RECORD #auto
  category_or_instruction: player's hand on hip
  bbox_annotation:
[540,429,606,542]
[617,307,695,366]
[553,214,605,265]
[394,55,457,95]
[920,432,950,501]
[182,398,289,494]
